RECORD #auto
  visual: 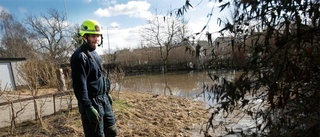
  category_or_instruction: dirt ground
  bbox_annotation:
[0,90,211,137]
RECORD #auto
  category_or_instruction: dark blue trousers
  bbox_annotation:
[79,76,117,137]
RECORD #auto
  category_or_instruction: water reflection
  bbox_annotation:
[117,70,238,104]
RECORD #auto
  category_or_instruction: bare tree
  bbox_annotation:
[25,9,73,64]
[0,10,36,58]
[141,15,189,72]
[70,23,82,48]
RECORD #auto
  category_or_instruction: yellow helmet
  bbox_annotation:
[79,19,102,37]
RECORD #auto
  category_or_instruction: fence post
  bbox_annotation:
[68,94,72,110]
[33,99,38,121]
[10,102,16,130]
[53,94,56,113]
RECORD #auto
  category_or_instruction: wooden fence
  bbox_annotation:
[0,90,77,128]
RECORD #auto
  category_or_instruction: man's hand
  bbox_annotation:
[86,106,100,123]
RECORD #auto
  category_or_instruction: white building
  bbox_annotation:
[0,58,26,91]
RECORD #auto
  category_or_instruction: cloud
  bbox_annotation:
[18,7,27,14]
[207,1,219,8]
[0,6,8,12]
[83,0,92,3]
[96,25,143,54]
[94,1,152,19]
[110,22,119,28]
[97,0,116,6]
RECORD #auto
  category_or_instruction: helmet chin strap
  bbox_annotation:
[98,35,103,47]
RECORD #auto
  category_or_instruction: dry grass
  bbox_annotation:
[0,90,209,137]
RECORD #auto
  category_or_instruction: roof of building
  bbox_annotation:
[0,58,26,62]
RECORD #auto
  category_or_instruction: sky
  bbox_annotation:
[0,0,227,54]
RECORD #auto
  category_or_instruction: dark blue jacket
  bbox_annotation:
[70,44,104,109]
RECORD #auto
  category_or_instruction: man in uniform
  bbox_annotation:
[70,19,117,137]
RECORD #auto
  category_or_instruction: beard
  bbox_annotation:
[86,40,99,51]
[89,42,97,50]
[83,35,101,51]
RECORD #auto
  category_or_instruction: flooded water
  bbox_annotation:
[116,70,238,104]
[116,70,260,136]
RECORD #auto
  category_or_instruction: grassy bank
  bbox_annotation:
[0,90,209,137]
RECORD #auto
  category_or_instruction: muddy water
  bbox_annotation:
[117,70,237,104]
[117,70,257,136]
